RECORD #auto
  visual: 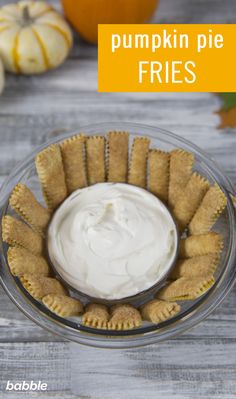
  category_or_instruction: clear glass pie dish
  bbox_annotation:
[0,121,236,349]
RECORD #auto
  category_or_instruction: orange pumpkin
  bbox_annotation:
[61,0,159,44]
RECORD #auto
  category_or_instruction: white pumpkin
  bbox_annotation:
[0,1,73,74]
[0,57,4,94]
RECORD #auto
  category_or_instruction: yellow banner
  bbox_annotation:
[98,24,236,92]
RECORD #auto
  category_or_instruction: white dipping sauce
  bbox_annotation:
[48,183,178,300]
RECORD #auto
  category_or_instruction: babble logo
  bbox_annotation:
[6,380,47,391]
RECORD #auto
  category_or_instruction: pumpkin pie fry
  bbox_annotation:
[60,134,87,193]
[35,144,67,211]
[42,294,83,317]
[7,246,50,277]
[9,183,51,234]
[140,299,181,324]
[157,275,215,301]
[20,274,67,300]
[168,149,194,208]
[128,137,150,188]
[108,304,142,330]
[148,149,170,203]
[2,216,44,255]
[179,232,223,258]
[169,254,220,279]
[86,136,106,184]
[107,131,129,183]
[82,303,109,329]
[189,184,227,235]
[172,173,209,232]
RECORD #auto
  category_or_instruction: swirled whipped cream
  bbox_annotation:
[48,183,178,300]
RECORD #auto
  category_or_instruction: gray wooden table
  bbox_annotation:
[0,1,236,398]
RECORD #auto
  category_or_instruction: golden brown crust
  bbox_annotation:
[20,274,67,300]
[170,254,220,279]
[108,304,142,330]
[189,184,227,235]
[172,173,210,232]
[42,294,84,317]
[7,246,50,277]
[148,149,170,203]
[60,134,87,193]
[157,275,215,301]
[2,215,44,255]
[128,137,150,188]
[168,149,194,208]
[86,136,106,185]
[179,232,223,258]
[107,131,129,183]
[35,144,67,211]
[82,303,109,329]
[140,299,181,323]
[9,183,51,235]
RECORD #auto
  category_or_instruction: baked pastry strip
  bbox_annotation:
[169,254,220,279]
[108,304,142,330]
[157,275,215,301]
[9,183,51,234]
[128,137,150,188]
[7,246,50,277]
[2,215,44,255]
[179,232,223,258]
[189,184,227,235]
[107,131,129,183]
[82,303,109,329]
[42,294,84,317]
[35,144,67,211]
[20,275,67,300]
[172,173,209,232]
[148,149,170,203]
[60,134,87,193]
[140,299,180,324]
[168,149,194,208]
[86,136,106,185]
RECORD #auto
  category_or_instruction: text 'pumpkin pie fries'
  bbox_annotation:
[107,131,129,183]
[20,275,67,300]
[179,232,224,258]
[60,134,87,193]
[157,275,215,301]
[35,144,67,211]
[148,149,170,203]
[128,137,150,188]
[7,246,50,277]
[169,254,220,279]
[42,294,83,317]
[86,136,106,184]
[108,304,142,330]
[140,299,181,324]
[82,303,109,329]
[2,215,44,255]
[9,183,51,235]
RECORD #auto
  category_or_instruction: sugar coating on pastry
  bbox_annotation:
[7,246,50,277]
[108,304,142,330]
[128,137,150,188]
[189,184,227,235]
[148,149,170,203]
[82,303,109,329]
[86,136,106,185]
[42,294,83,317]
[2,215,44,255]
[179,232,223,258]
[20,274,67,300]
[170,254,220,279]
[157,275,215,301]
[9,183,51,234]
[140,299,181,324]
[35,144,67,211]
[107,131,129,183]
[168,149,194,208]
[172,173,210,232]
[60,134,87,194]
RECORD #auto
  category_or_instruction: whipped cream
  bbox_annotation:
[48,183,178,300]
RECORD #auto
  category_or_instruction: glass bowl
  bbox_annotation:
[0,122,236,349]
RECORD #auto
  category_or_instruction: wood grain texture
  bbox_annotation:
[0,0,236,397]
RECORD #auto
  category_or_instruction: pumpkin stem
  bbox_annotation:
[22,6,31,24]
